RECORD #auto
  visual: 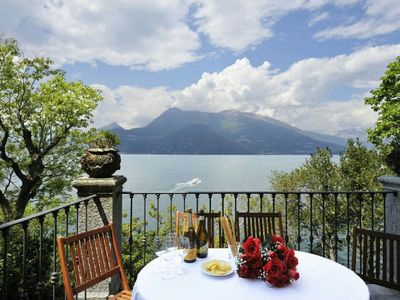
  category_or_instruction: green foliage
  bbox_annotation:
[0,35,103,221]
[0,212,73,299]
[339,139,392,190]
[121,200,177,282]
[271,147,340,192]
[364,56,400,174]
[269,141,392,259]
[87,129,120,149]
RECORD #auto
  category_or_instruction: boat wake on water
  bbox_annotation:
[170,178,202,192]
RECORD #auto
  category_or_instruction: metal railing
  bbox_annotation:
[0,194,100,299]
[0,190,395,299]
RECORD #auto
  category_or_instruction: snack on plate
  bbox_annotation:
[204,260,232,275]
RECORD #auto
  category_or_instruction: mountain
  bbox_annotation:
[105,108,347,154]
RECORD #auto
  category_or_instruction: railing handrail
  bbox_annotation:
[0,194,98,231]
[120,191,395,195]
[1,190,394,230]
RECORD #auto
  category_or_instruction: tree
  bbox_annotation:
[365,56,400,174]
[0,36,102,221]
[339,139,392,191]
[269,142,392,259]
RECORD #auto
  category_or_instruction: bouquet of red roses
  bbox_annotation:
[236,235,299,287]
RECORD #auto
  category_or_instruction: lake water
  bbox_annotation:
[116,154,339,228]
[117,154,326,192]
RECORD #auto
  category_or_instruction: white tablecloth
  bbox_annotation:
[132,248,369,300]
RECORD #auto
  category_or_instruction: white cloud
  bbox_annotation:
[308,11,330,27]
[315,0,400,40]
[0,0,201,70]
[191,0,363,52]
[0,0,371,67]
[93,44,400,134]
[333,0,362,6]
[192,0,325,52]
[277,100,376,134]
[92,84,175,129]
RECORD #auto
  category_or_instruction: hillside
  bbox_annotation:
[105,108,346,154]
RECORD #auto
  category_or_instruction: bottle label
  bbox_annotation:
[185,248,197,261]
[198,242,208,254]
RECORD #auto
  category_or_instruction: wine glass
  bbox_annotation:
[176,236,190,275]
[161,239,177,280]
[228,242,240,262]
[165,232,176,242]
[153,236,166,273]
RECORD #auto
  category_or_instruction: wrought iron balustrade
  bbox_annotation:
[0,190,394,299]
[0,194,99,299]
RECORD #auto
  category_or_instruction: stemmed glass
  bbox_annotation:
[153,236,166,273]
[161,238,177,280]
[176,236,190,275]
[228,242,240,262]
[165,232,176,242]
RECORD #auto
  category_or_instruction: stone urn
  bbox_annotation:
[80,148,121,178]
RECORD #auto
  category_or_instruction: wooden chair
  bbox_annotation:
[235,212,283,242]
[352,227,400,291]
[175,211,223,248]
[57,223,131,300]
[204,212,223,248]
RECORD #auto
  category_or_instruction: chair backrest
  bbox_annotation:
[175,211,223,248]
[204,212,223,248]
[57,223,129,299]
[352,227,400,290]
[235,212,284,242]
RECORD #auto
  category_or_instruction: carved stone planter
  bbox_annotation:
[80,148,121,178]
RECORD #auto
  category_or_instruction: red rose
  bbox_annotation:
[272,235,285,245]
[239,264,259,279]
[267,273,290,287]
[242,254,263,269]
[285,249,298,269]
[239,265,252,278]
[242,236,261,257]
[263,257,286,278]
[276,245,286,252]
[288,269,299,281]
[267,250,276,258]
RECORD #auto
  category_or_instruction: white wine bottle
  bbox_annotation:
[184,208,197,263]
[196,209,208,258]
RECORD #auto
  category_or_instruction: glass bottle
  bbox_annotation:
[196,209,208,258]
[184,208,197,263]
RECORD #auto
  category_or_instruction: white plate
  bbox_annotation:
[201,260,235,277]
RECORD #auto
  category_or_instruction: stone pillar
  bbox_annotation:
[72,175,127,299]
[378,176,400,235]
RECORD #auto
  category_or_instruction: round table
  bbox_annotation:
[132,248,369,300]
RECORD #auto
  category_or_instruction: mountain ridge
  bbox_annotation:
[104,108,347,154]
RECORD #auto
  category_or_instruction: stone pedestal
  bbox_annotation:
[378,176,400,235]
[72,175,127,299]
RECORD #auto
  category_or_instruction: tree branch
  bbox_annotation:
[0,118,26,181]
[0,189,12,221]
[1,170,15,193]
[40,124,73,158]
[22,127,40,155]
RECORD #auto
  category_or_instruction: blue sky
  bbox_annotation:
[1,0,400,136]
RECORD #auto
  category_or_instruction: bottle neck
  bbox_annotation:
[198,216,206,231]
[187,212,193,228]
